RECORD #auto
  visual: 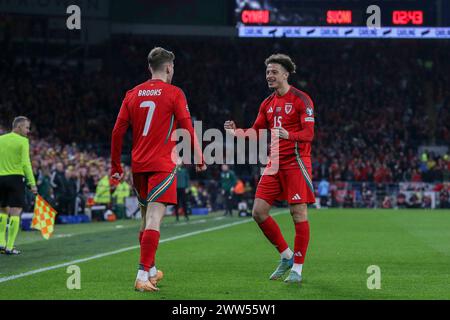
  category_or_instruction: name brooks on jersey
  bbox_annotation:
[138,89,162,97]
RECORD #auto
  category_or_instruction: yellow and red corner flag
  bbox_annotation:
[32,195,58,240]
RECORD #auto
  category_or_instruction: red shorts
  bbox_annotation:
[255,162,315,206]
[132,169,177,206]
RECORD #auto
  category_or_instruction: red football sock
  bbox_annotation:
[294,221,310,264]
[258,216,289,254]
[140,232,155,268]
[139,230,160,272]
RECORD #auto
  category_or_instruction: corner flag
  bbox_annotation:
[32,195,58,240]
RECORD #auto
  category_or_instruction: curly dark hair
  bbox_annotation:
[265,53,296,74]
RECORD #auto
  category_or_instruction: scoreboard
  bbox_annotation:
[236,0,450,39]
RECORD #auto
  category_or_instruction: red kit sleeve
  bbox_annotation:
[173,88,205,165]
[110,93,130,175]
[234,103,268,138]
[288,94,315,143]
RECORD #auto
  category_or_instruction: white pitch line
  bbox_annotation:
[0,211,285,284]
[0,245,140,284]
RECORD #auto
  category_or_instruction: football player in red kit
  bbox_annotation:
[224,54,315,284]
[111,47,206,292]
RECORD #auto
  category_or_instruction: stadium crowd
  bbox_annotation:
[1,36,449,212]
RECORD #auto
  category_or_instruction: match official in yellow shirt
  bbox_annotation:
[0,116,37,255]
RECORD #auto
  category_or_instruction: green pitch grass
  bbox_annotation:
[0,209,449,300]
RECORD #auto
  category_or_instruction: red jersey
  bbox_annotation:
[111,79,192,173]
[250,86,315,170]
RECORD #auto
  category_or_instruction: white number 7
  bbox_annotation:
[140,101,156,136]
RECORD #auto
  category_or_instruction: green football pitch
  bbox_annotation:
[0,208,449,300]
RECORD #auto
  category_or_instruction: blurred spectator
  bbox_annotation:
[408,194,421,209]
[362,184,375,208]
[233,178,246,206]
[94,168,111,207]
[422,195,432,209]
[318,178,330,208]
[439,190,450,208]
[112,177,131,219]
[244,181,253,199]
[175,165,190,221]
[36,163,53,205]
[375,183,387,203]
[189,184,200,207]
[382,196,393,209]
[396,193,407,209]
[63,167,78,215]
[198,182,212,209]
[411,169,422,182]
[343,191,354,208]
[50,162,68,213]
[220,165,237,216]
[206,179,220,211]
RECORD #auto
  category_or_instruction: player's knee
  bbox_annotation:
[251,210,260,223]
[252,199,271,223]
[252,207,267,224]
[145,215,160,230]
[290,205,307,222]
[145,221,160,231]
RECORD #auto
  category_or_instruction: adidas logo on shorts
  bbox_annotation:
[292,194,301,201]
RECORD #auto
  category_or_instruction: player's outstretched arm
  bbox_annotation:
[285,123,314,142]
[110,100,130,180]
[224,109,267,139]
[110,117,129,180]
[273,125,314,142]
[178,118,207,172]
[173,88,207,172]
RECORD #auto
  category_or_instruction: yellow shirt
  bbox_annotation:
[0,132,36,186]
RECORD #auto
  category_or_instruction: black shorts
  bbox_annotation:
[0,175,25,208]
